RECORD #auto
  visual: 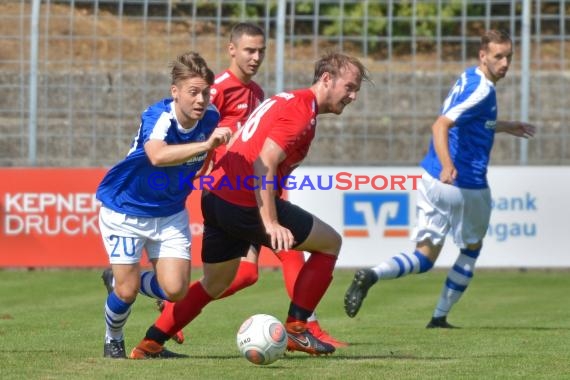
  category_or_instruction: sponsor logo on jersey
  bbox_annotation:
[184,151,207,165]
[184,133,206,165]
[485,120,497,130]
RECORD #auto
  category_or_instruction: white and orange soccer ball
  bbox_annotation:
[236,314,287,365]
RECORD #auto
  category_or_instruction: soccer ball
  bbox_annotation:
[236,314,287,365]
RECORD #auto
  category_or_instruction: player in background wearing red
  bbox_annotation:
[131,51,370,358]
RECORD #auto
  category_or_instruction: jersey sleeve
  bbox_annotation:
[442,73,490,122]
[266,98,312,153]
[144,111,172,143]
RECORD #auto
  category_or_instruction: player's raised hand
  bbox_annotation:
[207,127,233,149]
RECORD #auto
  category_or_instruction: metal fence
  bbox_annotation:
[0,0,568,167]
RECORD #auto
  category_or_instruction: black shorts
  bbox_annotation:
[201,191,314,264]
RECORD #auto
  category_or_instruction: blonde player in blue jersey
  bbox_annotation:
[97,51,232,358]
[344,30,536,327]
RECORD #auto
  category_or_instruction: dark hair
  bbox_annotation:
[229,22,265,43]
[170,51,214,86]
[480,29,512,51]
[312,51,371,85]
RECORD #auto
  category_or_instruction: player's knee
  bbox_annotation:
[202,276,234,299]
[161,283,189,302]
[165,289,187,302]
[113,285,138,303]
[327,229,343,255]
[306,218,342,255]
[315,222,342,253]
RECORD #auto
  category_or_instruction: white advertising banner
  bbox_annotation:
[287,166,569,268]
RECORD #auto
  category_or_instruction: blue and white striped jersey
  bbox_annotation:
[421,66,498,189]
[97,98,220,217]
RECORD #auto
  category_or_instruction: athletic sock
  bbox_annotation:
[218,261,258,299]
[275,250,306,299]
[286,251,336,323]
[432,248,480,318]
[104,291,132,342]
[307,312,318,323]
[154,280,213,338]
[138,271,167,300]
[371,250,433,280]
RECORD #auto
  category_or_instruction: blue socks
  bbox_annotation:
[104,291,132,342]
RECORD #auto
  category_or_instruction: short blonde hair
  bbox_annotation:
[312,52,370,85]
[170,51,214,86]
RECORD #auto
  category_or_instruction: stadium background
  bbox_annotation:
[1,4,568,377]
[0,0,568,268]
[1,0,568,167]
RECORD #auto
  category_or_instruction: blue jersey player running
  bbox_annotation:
[97,51,232,359]
[344,30,536,327]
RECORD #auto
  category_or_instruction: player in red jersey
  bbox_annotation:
[151,22,346,353]
[131,51,369,357]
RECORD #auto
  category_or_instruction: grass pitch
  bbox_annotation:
[1,268,569,379]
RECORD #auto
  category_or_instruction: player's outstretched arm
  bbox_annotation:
[144,127,232,167]
[496,120,536,139]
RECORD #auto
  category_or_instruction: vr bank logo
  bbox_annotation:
[343,193,410,238]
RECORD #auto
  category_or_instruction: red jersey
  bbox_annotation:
[209,89,317,206]
[210,69,264,161]
[210,69,264,134]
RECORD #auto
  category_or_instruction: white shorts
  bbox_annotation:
[410,172,491,248]
[99,206,191,265]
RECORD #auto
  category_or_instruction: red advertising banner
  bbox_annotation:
[0,168,280,268]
